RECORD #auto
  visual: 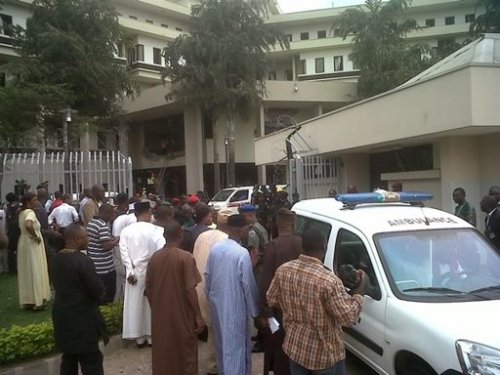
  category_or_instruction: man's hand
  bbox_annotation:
[127,274,137,285]
[194,315,206,335]
[254,316,270,331]
[250,248,259,268]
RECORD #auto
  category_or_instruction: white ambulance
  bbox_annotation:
[292,191,500,375]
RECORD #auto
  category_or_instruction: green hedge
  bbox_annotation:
[0,303,123,365]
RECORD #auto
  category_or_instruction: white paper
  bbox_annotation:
[268,317,280,334]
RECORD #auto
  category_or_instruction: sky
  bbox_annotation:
[277,0,365,13]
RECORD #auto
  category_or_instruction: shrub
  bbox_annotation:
[0,303,123,365]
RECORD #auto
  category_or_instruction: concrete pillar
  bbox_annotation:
[80,124,90,153]
[439,136,481,227]
[259,105,265,137]
[118,123,129,156]
[257,165,267,185]
[184,108,204,194]
[317,104,323,117]
[340,153,370,193]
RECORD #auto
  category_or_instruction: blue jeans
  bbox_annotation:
[290,358,346,375]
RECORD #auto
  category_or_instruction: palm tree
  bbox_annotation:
[163,0,288,191]
[333,0,430,99]
[471,0,500,34]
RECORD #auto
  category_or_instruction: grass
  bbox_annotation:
[0,273,53,329]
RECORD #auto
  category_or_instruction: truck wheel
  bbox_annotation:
[402,359,437,375]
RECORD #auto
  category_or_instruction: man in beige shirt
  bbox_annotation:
[192,208,232,375]
[82,185,105,227]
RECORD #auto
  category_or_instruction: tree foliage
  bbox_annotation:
[333,0,430,99]
[0,0,135,145]
[163,0,288,188]
[471,0,500,35]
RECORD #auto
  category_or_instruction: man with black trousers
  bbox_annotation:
[51,224,108,375]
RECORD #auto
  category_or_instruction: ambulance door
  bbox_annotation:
[333,227,388,374]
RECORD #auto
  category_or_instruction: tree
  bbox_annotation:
[163,0,288,190]
[471,0,500,35]
[0,0,135,146]
[333,0,430,99]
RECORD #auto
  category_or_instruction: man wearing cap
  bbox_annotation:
[192,208,232,375]
[180,203,213,253]
[205,214,259,375]
[239,203,269,353]
[119,201,165,347]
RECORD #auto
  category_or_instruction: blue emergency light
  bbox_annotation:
[336,190,433,205]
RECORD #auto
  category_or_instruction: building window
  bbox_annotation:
[128,15,138,20]
[333,28,341,37]
[97,132,107,150]
[128,44,144,63]
[300,32,309,40]
[161,23,168,28]
[0,14,13,36]
[465,14,475,23]
[425,18,435,27]
[317,30,326,39]
[285,70,293,81]
[445,16,455,25]
[145,19,154,24]
[175,27,183,31]
[268,71,277,80]
[286,34,292,42]
[0,72,5,87]
[315,58,324,73]
[351,59,359,70]
[153,47,162,65]
[298,59,306,75]
[334,56,344,71]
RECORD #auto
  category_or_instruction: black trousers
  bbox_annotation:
[99,270,116,305]
[60,351,103,375]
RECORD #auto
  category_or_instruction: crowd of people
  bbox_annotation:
[1,181,500,375]
[0,183,365,375]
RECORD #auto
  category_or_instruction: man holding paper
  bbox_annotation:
[267,228,369,375]
[258,208,302,375]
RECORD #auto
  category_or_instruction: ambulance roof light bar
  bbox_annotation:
[336,190,433,205]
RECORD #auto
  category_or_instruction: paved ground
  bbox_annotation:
[104,341,377,374]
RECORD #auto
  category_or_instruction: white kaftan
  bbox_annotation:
[119,221,165,339]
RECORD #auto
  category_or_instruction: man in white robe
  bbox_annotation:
[119,201,165,346]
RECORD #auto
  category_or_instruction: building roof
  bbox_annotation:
[401,33,500,88]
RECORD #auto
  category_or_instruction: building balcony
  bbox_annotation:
[407,23,471,40]
[116,0,191,20]
[129,61,163,85]
[263,79,356,105]
[118,16,184,41]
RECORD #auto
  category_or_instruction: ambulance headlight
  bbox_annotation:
[456,340,500,374]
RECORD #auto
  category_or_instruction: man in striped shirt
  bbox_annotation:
[267,228,369,375]
[87,204,119,304]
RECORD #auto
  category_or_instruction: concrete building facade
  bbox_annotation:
[1,0,494,200]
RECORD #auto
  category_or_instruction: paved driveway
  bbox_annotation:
[103,342,378,374]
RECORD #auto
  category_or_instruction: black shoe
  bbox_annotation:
[136,342,148,349]
[252,342,264,353]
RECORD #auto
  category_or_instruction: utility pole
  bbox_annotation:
[62,107,72,194]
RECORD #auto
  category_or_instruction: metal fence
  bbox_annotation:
[290,155,339,200]
[0,151,134,198]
